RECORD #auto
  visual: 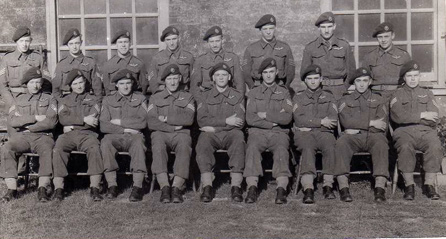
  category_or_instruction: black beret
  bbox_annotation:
[64,69,85,88]
[209,62,231,78]
[399,60,420,78]
[255,14,276,29]
[62,28,81,45]
[161,64,181,81]
[22,67,42,85]
[301,64,322,81]
[111,30,131,44]
[315,12,335,26]
[160,26,179,42]
[13,26,31,42]
[258,57,277,75]
[111,69,136,83]
[349,67,372,84]
[372,22,394,38]
[203,26,222,41]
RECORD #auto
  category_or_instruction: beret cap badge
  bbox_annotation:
[363,69,367,74]
[316,67,320,73]
[126,73,131,78]
[328,16,333,21]
[270,17,274,22]
[170,68,175,73]
[414,64,418,69]
[36,70,41,75]
[215,29,219,33]
[384,25,389,31]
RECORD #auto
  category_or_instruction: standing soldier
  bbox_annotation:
[301,12,356,101]
[191,26,244,97]
[100,69,148,202]
[362,22,411,99]
[148,64,195,204]
[244,58,293,204]
[102,30,148,96]
[293,64,338,204]
[335,67,389,203]
[242,14,295,90]
[390,61,442,200]
[1,68,57,202]
[52,69,103,201]
[148,26,194,94]
[195,62,246,203]
[52,28,102,99]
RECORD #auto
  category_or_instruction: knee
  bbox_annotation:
[398,143,413,153]
[101,137,113,148]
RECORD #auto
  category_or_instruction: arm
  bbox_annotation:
[345,45,356,87]
[299,47,312,81]
[0,60,14,107]
[246,94,274,129]
[148,57,160,94]
[167,97,195,126]
[139,63,149,95]
[285,46,296,88]
[51,64,63,99]
[147,99,175,133]
[99,100,125,134]
[121,99,149,130]
[91,64,103,99]
[338,100,370,130]
[390,95,420,125]
[28,98,58,132]
[232,55,245,94]
[265,92,293,125]
[58,103,85,126]
[293,100,322,128]
[190,57,203,97]
[241,48,254,89]
[7,105,37,128]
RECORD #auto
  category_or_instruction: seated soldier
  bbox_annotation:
[195,62,246,203]
[293,64,338,204]
[390,60,442,200]
[1,67,57,202]
[147,64,195,203]
[100,69,148,202]
[335,67,389,203]
[52,69,103,201]
[244,58,293,204]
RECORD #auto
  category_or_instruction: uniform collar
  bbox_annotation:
[167,46,181,58]
[305,88,322,99]
[67,53,85,64]
[114,53,132,64]
[353,89,372,100]
[27,92,42,102]
[260,37,277,49]
[13,49,30,60]
[403,84,421,93]
[317,36,339,49]
[69,92,87,102]
[209,49,225,61]
[261,82,278,93]
[378,44,395,57]
[115,92,134,102]
[160,88,181,99]
[211,86,230,98]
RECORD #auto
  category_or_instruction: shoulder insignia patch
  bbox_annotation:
[367,99,376,102]
[129,63,139,67]
[94,104,100,113]
[418,95,427,98]
[84,98,92,102]
[58,105,65,113]
[14,111,22,117]
[178,97,184,101]
[274,47,283,51]
[241,59,248,66]
[187,103,195,111]
[147,104,154,112]
[81,62,90,66]
[286,99,293,107]
[179,56,188,60]
[275,91,283,94]
[197,102,202,110]
[240,103,245,112]
[392,55,401,59]
[390,98,397,108]
[433,99,439,109]
[338,102,346,112]
[224,58,232,62]
[131,98,137,102]
[148,71,155,81]
[293,103,298,112]
[332,103,338,113]
[229,95,234,99]
[8,105,16,114]
[141,103,148,112]
[50,103,57,112]
[332,46,344,50]
[319,95,326,99]
[0,68,6,76]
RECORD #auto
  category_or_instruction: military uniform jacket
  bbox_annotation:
[242,38,295,89]
[148,47,194,94]
[246,83,293,133]
[362,46,411,85]
[58,93,101,131]
[0,49,46,106]
[7,92,57,135]
[147,89,195,133]
[191,49,244,96]
[301,36,355,81]
[390,85,438,129]
[292,89,338,132]
[52,53,102,98]
[197,87,245,132]
[102,54,147,95]
[338,90,387,132]
[99,92,147,134]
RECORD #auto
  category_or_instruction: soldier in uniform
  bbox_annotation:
[362,22,411,99]
[100,69,148,202]
[52,28,103,99]
[1,67,57,202]
[293,64,338,204]
[52,69,103,201]
[244,57,293,204]
[301,12,356,101]
[147,64,195,203]
[101,30,148,96]
[390,60,442,200]
[335,67,389,202]
[191,26,244,98]
[148,26,194,94]
[195,62,246,203]
[241,14,295,90]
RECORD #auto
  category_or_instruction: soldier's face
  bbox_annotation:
[262,67,278,85]
[305,74,322,91]
[165,74,181,92]
[71,77,86,94]
[27,78,42,94]
[116,38,130,56]
[377,32,395,50]
[354,76,372,93]
[260,24,276,41]
[165,34,179,51]
[16,36,32,53]
[208,35,222,53]
[116,79,133,96]
[212,70,231,88]
[404,70,420,88]
[67,36,82,55]
[319,23,336,40]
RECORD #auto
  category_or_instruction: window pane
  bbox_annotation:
[110,0,132,14]
[58,0,80,15]
[412,0,433,8]
[358,0,380,10]
[359,46,377,66]
[411,13,433,40]
[332,0,354,11]
[135,0,157,13]
[84,0,106,14]
[385,13,407,41]
[110,18,132,42]
[85,50,108,68]
[385,0,406,9]
[136,18,158,45]
[334,14,354,42]
[58,19,81,46]
[85,19,107,46]
[136,49,158,66]
[359,14,380,42]
[411,45,433,72]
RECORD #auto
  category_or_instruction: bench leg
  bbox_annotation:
[293,155,302,196]
[392,161,399,195]
[149,174,156,194]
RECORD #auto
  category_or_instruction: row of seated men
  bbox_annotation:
[0,55,442,206]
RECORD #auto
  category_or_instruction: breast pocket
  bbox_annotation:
[7,63,21,84]
[178,58,192,81]
[200,62,214,87]
[331,49,346,71]
[251,51,266,74]
[37,99,50,114]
